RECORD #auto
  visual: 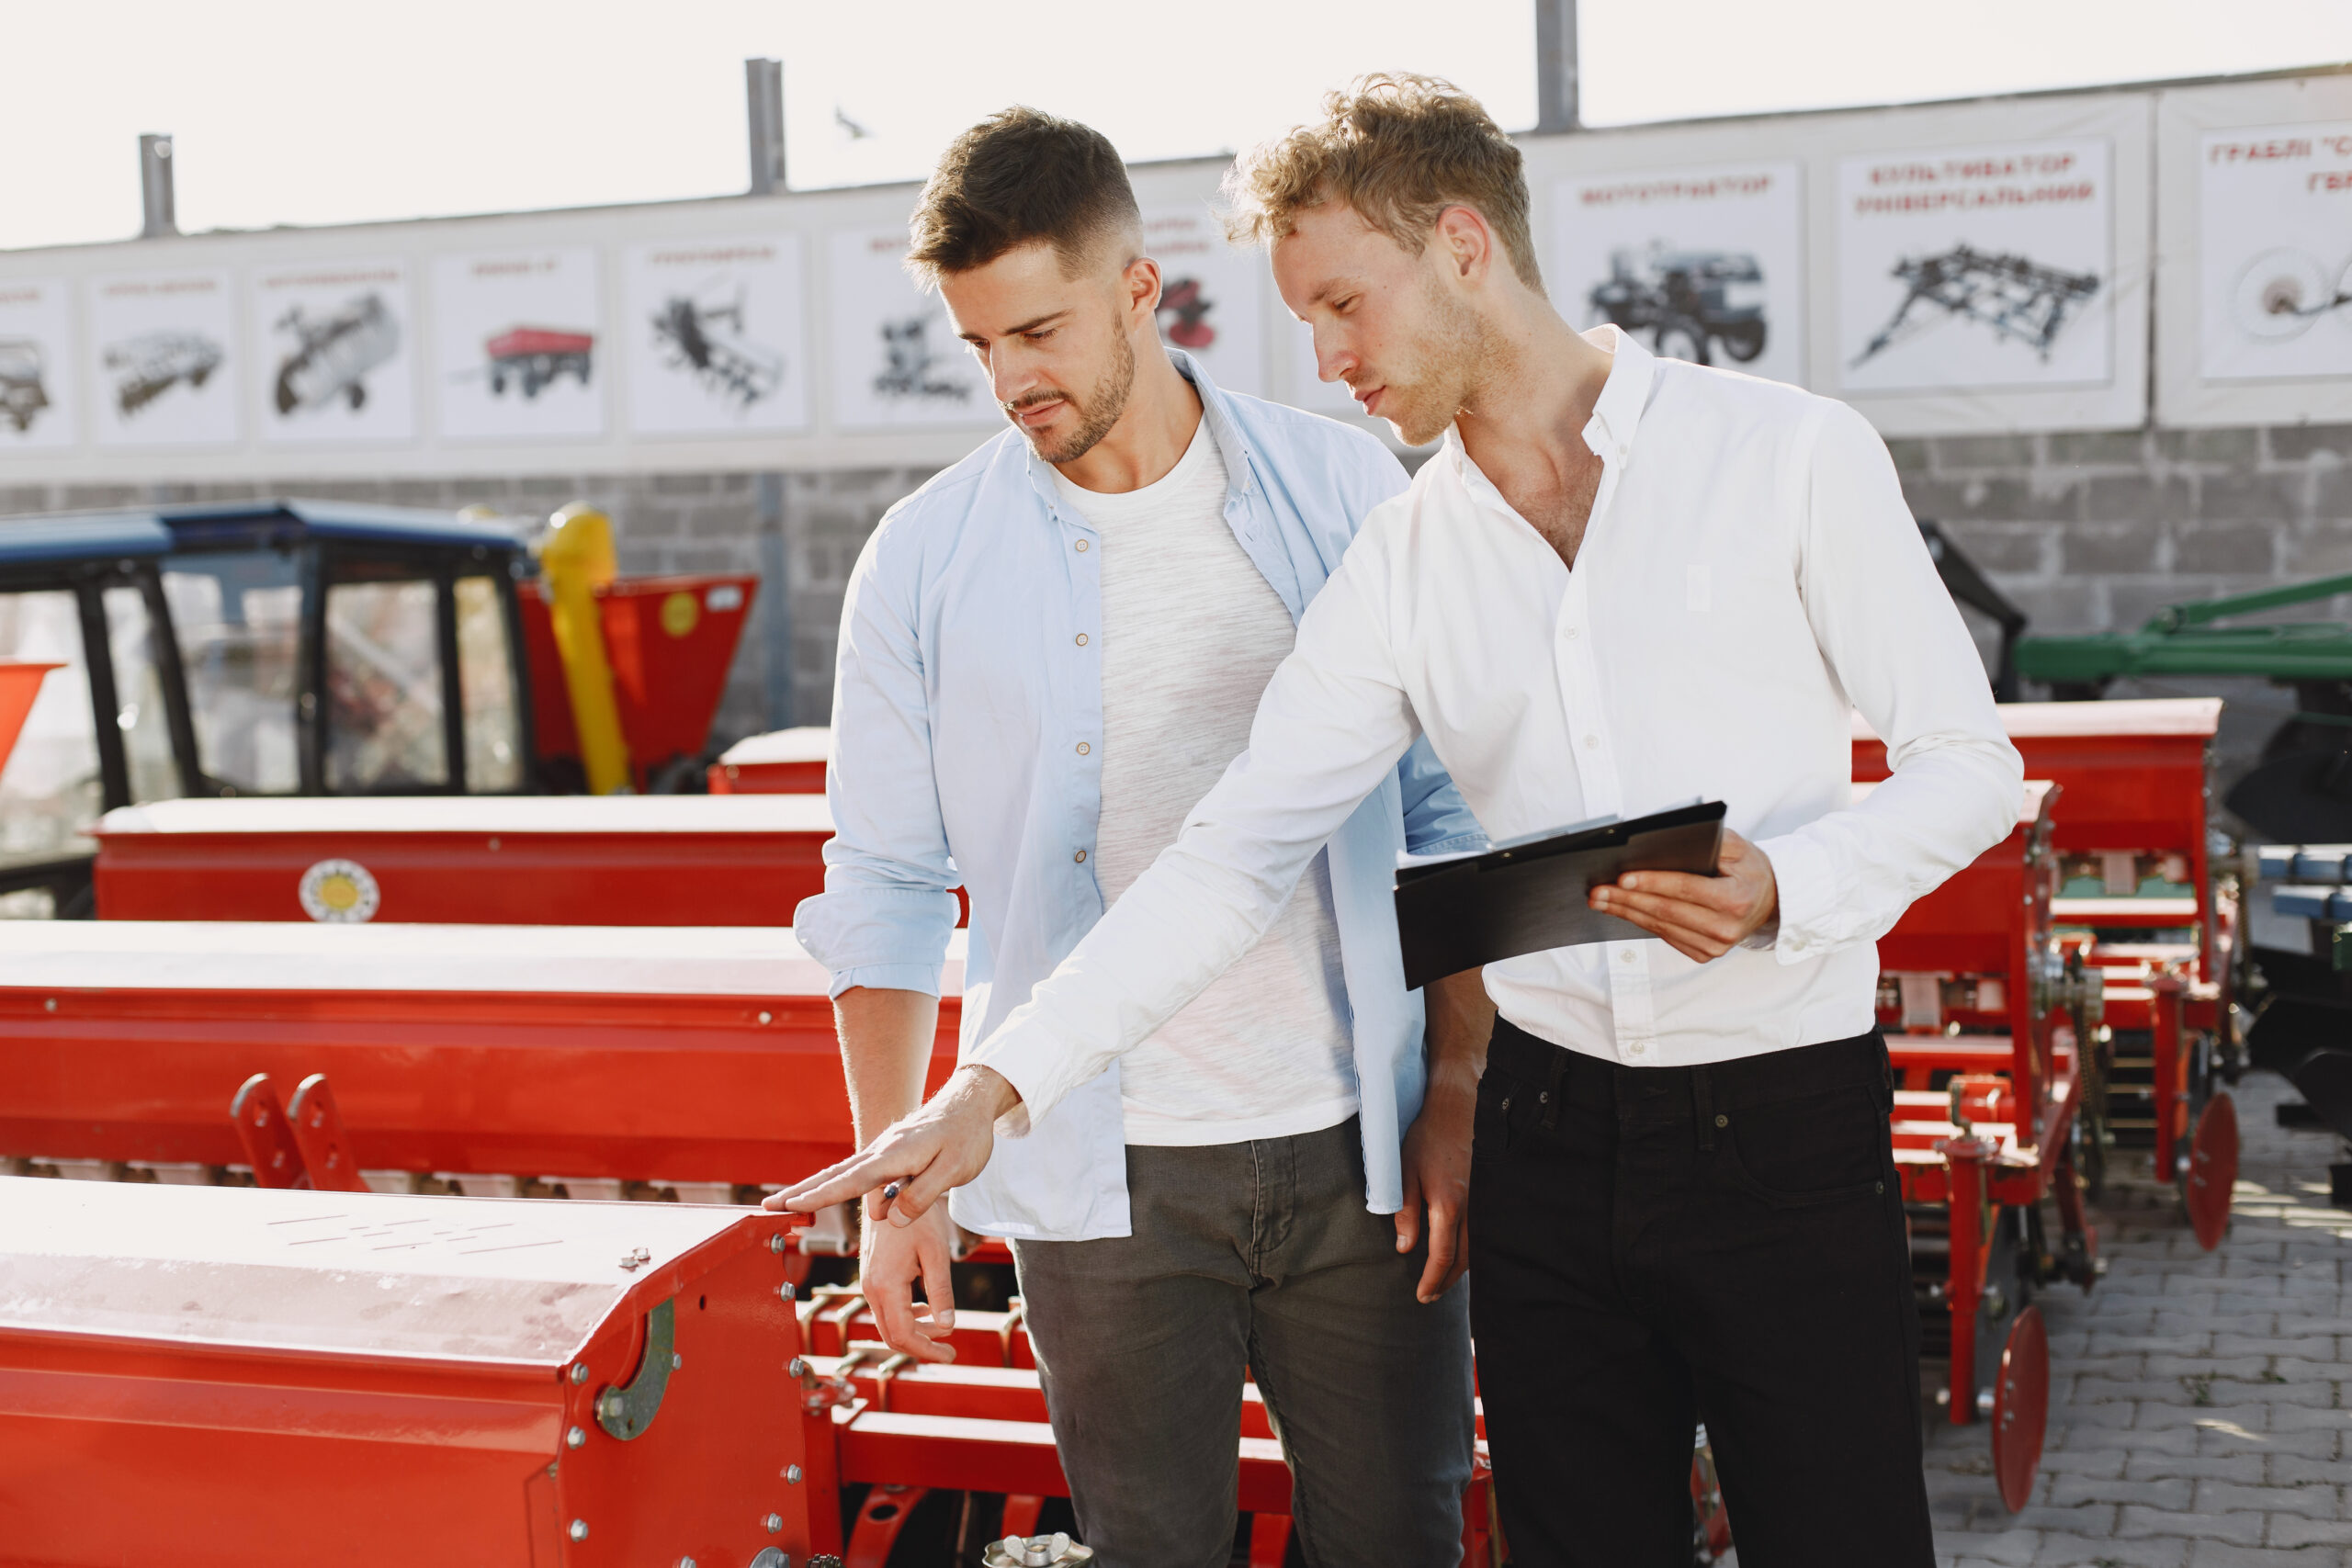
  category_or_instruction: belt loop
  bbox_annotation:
[1540,1046,1567,1131]
[1692,1066,1716,1152]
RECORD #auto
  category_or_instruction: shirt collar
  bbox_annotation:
[1440,322,1659,487]
[1023,346,1256,522]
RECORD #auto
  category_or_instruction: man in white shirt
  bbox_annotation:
[783,108,1487,1566]
[784,78,2022,1565]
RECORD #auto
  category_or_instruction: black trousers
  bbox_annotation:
[1468,1017,1935,1568]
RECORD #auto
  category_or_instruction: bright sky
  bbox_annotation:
[2,0,2347,253]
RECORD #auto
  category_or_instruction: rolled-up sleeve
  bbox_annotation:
[793,515,963,998]
[1758,401,2024,962]
[970,539,1422,1130]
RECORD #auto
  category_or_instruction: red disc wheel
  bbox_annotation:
[2185,1091,2241,1251]
[1989,1305,2049,1513]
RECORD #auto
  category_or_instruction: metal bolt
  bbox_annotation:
[757,1010,772,1024]
[1713,1113,1727,1129]
[778,1281,797,1302]
[570,1363,590,1384]
[566,1426,586,1449]
[569,1520,589,1542]
[785,1463,804,1484]
[788,1357,808,1379]
[764,1513,784,1533]
[679,1559,696,1568]
[769,1234,787,1254]
[672,1351,684,1371]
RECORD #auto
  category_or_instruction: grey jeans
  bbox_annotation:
[1009,1116,1476,1568]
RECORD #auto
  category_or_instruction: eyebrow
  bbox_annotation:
[963,309,1069,344]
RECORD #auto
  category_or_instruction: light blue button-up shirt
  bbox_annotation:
[795,352,1483,1242]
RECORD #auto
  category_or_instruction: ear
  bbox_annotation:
[1123,254,1163,327]
[1431,206,1494,285]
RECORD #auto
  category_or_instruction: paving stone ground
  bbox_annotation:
[1928,1071,2352,1567]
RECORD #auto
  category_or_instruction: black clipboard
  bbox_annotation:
[1395,800,1728,988]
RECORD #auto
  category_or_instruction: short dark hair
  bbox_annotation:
[907,107,1142,288]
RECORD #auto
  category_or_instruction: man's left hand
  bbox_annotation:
[1589,828,1778,963]
[771,1065,1017,1224]
[1394,1080,1474,1303]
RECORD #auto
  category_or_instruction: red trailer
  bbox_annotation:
[1872,779,2106,1511]
[709,725,831,795]
[486,326,594,399]
[0,920,960,1209]
[92,794,834,925]
[1856,698,2237,1221]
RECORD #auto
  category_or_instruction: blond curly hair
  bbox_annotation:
[1222,73,1544,295]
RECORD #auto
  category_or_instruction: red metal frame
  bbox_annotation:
[0,1180,810,1567]
[707,726,830,795]
[0,924,959,1194]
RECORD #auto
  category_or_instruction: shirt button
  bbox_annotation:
[1564,626,1580,639]
[1075,633,1089,647]
[1074,850,1088,863]
[1076,741,1091,756]
[1582,734,1598,750]
[1619,950,1634,964]
[1074,539,1089,552]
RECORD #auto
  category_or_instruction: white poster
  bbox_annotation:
[87,269,239,447]
[623,235,810,435]
[254,258,414,444]
[827,228,991,429]
[1836,139,2113,394]
[2198,121,2352,383]
[0,278,77,449]
[1554,163,1804,386]
[1142,207,1265,397]
[432,247,604,441]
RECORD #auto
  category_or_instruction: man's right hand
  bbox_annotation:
[859,1197,959,1363]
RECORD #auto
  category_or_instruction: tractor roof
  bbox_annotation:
[0,499,527,566]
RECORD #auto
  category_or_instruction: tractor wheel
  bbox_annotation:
[347,380,367,411]
[1717,320,1767,362]
[1654,316,1710,366]
[1989,1305,2050,1513]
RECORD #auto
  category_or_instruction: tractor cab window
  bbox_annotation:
[0,589,102,874]
[164,553,301,795]
[100,584,182,806]
[455,575,523,792]
[324,575,448,792]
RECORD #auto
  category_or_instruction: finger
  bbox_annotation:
[917,1223,958,1340]
[1415,1201,1457,1303]
[1596,889,1744,945]
[887,1148,970,1227]
[779,1148,898,1213]
[1603,875,1742,915]
[1394,1168,1424,1257]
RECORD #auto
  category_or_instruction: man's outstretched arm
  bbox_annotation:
[781,546,1422,1222]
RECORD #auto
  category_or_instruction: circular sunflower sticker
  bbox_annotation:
[298,858,381,924]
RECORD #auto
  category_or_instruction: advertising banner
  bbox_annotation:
[1554,162,1804,386]
[827,227,991,429]
[253,258,413,445]
[1141,207,1265,398]
[2197,121,2352,384]
[0,278,76,450]
[622,235,809,435]
[87,269,239,447]
[432,247,604,441]
[1835,138,2114,395]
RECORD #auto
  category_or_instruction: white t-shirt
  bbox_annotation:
[1050,415,1359,1146]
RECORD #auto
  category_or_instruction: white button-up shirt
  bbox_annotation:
[970,328,2023,1128]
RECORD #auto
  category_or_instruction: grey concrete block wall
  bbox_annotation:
[6,417,2351,767]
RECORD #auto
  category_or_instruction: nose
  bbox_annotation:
[1313,325,1355,387]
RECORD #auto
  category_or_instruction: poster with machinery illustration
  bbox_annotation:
[623,235,809,435]
[432,247,604,441]
[87,268,239,447]
[2198,120,2352,384]
[1836,138,2114,394]
[1141,207,1264,398]
[827,227,991,429]
[254,259,413,444]
[0,277,77,448]
[1554,161,1804,387]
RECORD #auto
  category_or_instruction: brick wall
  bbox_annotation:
[6,418,2350,775]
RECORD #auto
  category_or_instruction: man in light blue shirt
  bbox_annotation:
[785,108,1487,1565]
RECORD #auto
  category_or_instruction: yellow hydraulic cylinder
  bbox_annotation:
[538,503,633,795]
